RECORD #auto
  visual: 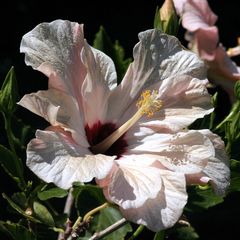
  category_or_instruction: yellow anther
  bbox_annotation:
[136,90,163,117]
[91,89,163,154]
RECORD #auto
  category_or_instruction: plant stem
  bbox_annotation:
[71,216,82,230]
[83,202,109,222]
[127,225,145,240]
[67,202,110,240]
[214,101,240,130]
[89,218,128,240]
[57,188,74,240]
[63,188,74,216]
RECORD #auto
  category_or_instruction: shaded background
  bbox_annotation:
[0,0,240,239]
[1,0,240,94]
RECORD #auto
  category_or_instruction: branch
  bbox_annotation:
[89,218,128,240]
[127,225,145,240]
[57,188,74,240]
[63,188,74,216]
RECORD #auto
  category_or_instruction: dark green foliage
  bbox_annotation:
[93,26,131,84]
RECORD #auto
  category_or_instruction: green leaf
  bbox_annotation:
[91,206,132,240]
[37,187,68,200]
[214,100,240,133]
[228,159,240,192]
[186,186,224,211]
[0,66,18,113]
[2,193,40,223]
[93,26,112,53]
[230,111,240,138]
[230,159,240,174]
[154,2,179,35]
[53,213,68,227]
[33,201,55,226]
[154,6,163,30]
[164,10,179,36]
[73,184,106,216]
[113,40,132,82]
[154,230,165,240]
[0,144,24,185]
[11,116,35,147]
[0,221,36,240]
[30,223,57,240]
[11,192,28,209]
[229,176,240,192]
[169,226,199,240]
[209,92,218,130]
[234,80,240,100]
[93,26,131,83]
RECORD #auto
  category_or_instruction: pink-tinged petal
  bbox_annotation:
[172,0,187,15]
[119,170,187,231]
[106,155,163,209]
[208,45,240,99]
[185,172,211,185]
[127,130,214,174]
[82,44,117,90]
[157,76,212,130]
[199,130,230,195]
[18,89,89,147]
[20,20,86,106]
[125,75,213,133]
[18,92,59,126]
[194,27,219,60]
[107,29,207,124]
[27,129,115,189]
[126,128,229,195]
[182,0,218,31]
[81,41,117,126]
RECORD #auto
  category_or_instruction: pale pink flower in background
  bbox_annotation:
[18,20,229,231]
[173,0,240,100]
[181,0,218,61]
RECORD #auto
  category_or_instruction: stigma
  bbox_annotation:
[91,90,163,154]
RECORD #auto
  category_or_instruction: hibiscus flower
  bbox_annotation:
[18,20,229,231]
[173,0,240,100]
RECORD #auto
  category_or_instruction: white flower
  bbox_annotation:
[19,20,229,231]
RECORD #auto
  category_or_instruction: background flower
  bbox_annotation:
[174,0,240,101]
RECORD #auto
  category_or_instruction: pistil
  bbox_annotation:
[91,90,162,154]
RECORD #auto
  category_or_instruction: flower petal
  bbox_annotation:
[198,130,230,195]
[172,0,187,15]
[127,130,214,174]
[21,20,118,126]
[106,29,207,124]
[134,129,230,196]
[119,170,187,232]
[27,129,115,189]
[208,45,240,100]
[81,41,117,126]
[194,27,219,60]
[20,20,86,99]
[182,0,218,31]
[149,75,212,131]
[18,89,89,147]
[123,75,213,134]
[106,155,163,209]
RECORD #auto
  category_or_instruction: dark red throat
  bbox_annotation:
[85,121,128,159]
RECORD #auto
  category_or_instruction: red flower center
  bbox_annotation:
[85,121,128,159]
